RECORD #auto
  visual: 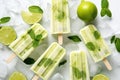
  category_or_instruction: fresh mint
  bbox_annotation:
[24,57,35,65]
[29,5,43,13]
[59,59,67,67]
[101,0,112,17]
[28,29,35,39]
[35,34,42,41]
[72,67,86,79]
[0,17,11,24]
[68,35,81,42]
[115,38,120,52]
[57,11,65,21]
[111,35,115,43]
[86,42,95,51]
[94,31,100,39]
[33,40,39,47]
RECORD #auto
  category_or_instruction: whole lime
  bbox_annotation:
[77,1,98,22]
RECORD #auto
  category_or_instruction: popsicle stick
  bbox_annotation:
[58,34,63,45]
[32,75,39,80]
[5,53,16,63]
[103,58,112,70]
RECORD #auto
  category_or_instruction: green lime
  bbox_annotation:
[21,11,43,24]
[9,71,27,80]
[0,26,16,45]
[77,1,98,22]
[93,74,109,80]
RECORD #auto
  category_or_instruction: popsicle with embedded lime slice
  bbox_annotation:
[51,0,70,45]
[21,5,43,24]
[0,26,17,45]
[80,25,112,70]
[70,51,90,80]
[31,42,66,80]
[6,23,47,63]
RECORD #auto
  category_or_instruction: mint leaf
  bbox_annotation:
[101,0,109,8]
[68,35,81,42]
[35,34,42,41]
[72,67,81,79]
[106,9,112,17]
[0,17,10,24]
[101,8,107,17]
[59,59,67,67]
[28,29,35,39]
[57,11,65,21]
[29,5,43,13]
[86,42,95,51]
[24,57,35,65]
[111,35,116,43]
[115,38,120,52]
[33,40,39,47]
[94,31,100,39]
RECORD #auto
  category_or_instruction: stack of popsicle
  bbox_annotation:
[6,23,48,63]
[31,42,66,80]
[70,51,90,80]
[80,25,112,70]
[51,0,70,45]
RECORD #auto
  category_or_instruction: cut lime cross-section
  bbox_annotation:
[0,26,16,45]
[21,11,43,24]
[9,71,27,80]
[93,74,109,80]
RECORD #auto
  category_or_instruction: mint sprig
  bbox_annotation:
[101,0,112,17]
[24,57,35,65]
[29,5,43,13]
[0,17,11,24]
[59,59,67,67]
[68,35,81,42]
[86,42,95,51]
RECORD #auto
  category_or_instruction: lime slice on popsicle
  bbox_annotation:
[0,26,16,45]
[9,71,27,80]
[93,74,109,80]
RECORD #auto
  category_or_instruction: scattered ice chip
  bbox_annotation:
[0,61,8,78]
[51,73,65,80]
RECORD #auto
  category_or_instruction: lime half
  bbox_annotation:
[0,26,16,45]
[21,11,43,24]
[93,74,109,80]
[9,71,27,80]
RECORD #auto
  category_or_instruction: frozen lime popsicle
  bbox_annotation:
[80,25,112,70]
[51,0,70,44]
[7,23,47,62]
[70,51,90,80]
[31,42,66,80]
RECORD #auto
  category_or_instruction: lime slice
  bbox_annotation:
[0,26,16,45]
[21,11,42,24]
[93,74,109,80]
[9,71,27,80]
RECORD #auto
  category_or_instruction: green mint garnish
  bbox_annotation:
[29,5,43,13]
[115,38,120,52]
[28,29,35,39]
[59,59,67,67]
[57,11,65,21]
[0,17,11,24]
[101,0,112,17]
[111,35,116,43]
[94,31,100,39]
[33,40,39,47]
[72,67,86,79]
[68,35,81,42]
[38,58,46,66]
[35,34,42,41]
[24,57,35,65]
[86,42,95,51]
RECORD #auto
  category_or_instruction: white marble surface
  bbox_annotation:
[0,0,120,80]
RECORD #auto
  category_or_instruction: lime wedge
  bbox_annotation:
[21,11,43,24]
[0,26,16,45]
[9,71,27,80]
[93,74,109,80]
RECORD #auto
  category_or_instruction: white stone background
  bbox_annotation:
[0,0,120,80]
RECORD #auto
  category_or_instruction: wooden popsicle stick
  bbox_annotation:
[5,53,16,63]
[103,58,112,70]
[58,34,63,45]
[32,75,39,80]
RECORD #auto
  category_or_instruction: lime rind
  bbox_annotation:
[93,74,109,80]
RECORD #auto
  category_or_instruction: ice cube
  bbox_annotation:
[50,73,65,80]
[0,61,8,78]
